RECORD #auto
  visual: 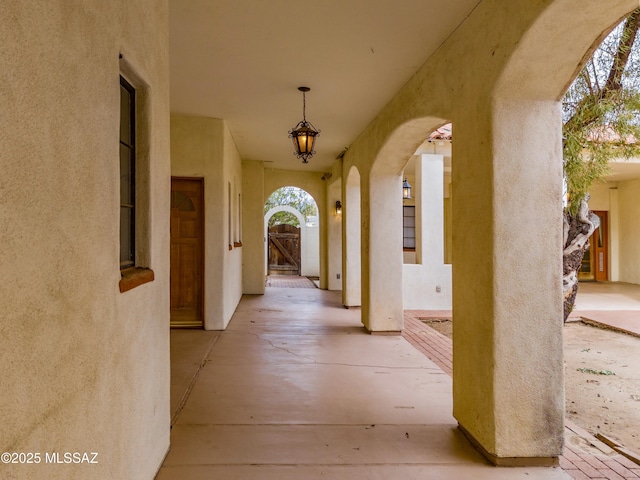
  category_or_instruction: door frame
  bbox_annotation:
[593,210,608,282]
[170,176,205,328]
[579,210,608,282]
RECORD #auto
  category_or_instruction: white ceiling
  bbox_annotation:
[605,160,640,182]
[169,0,482,172]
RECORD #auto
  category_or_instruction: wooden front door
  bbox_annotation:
[580,210,608,282]
[268,224,301,276]
[170,178,204,327]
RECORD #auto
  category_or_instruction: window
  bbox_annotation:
[403,205,416,250]
[118,65,154,292]
[120,76,135,269]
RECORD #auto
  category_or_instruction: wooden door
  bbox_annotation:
[579,210,608,282]
[170,178,204,327]
[268,224,301,276]
[593,211,608,281]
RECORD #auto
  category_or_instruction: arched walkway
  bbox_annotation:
[338,0,640,464]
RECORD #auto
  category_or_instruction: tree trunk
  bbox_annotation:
[563,197,599,322]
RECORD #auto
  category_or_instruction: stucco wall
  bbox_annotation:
[617,178,640,284]
[302,225,320,277]
[1,1,171,479]
[589,182,612,210]
[242,161,267,294]
[327,178,343,290]
[170,115,243,330]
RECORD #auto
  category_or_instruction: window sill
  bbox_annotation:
[119,267,155,293]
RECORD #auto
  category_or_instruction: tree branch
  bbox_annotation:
[564,8,640,133]
[603,8,640,94]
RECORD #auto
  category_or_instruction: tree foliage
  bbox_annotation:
[563,8,640,214]
[264,186,318,227]
[561,8,640,321]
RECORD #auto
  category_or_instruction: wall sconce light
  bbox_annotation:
[289,86,320,164]
[335,200,342,215]
[402,178,412,199]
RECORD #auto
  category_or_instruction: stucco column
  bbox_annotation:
[609,186,619,281]
[361,171,404,332]
[242,160,266,294]
[416,154,445,267]
[343,168,362,307]
[452,99,564,464]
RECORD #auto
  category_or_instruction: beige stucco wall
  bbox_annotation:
[1,1,171,479]
[588,181,613,210]
[617,178,640,284]
[171,115,243,330]
[242,161,267,294]
[327,178,343,290]
[343,166,362,307]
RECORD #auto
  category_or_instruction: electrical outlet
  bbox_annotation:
[337,273,341,279]
[435,285,441,293]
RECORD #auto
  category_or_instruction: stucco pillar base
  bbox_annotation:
[369,330,401,336]
[458,424,559,467]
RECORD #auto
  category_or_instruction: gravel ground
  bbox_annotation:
[421,317,640,456]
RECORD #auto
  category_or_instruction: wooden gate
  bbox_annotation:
[268,224,301,276]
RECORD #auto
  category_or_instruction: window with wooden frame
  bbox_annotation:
[120,76,136,269]
[118,71,154,292]
[403,205,416,250]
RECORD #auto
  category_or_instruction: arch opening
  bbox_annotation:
[264,186,320,281]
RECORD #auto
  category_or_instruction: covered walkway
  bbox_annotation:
[158,287,571,479]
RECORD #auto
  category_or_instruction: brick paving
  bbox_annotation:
[266,275,317,288]
[402,310,640,480]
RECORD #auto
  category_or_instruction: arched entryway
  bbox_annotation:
[264,187,320,285]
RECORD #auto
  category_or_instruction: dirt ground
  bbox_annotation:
[421,318,640,456]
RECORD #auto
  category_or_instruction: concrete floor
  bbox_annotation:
[571,281,640,336]
[157,287,571,479]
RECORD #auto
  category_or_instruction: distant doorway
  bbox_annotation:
[268,224,301,276]
[170,177,204,327]
[580,210,608,282]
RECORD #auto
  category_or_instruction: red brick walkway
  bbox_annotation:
[403,310,640,480]
[266,275,317,288]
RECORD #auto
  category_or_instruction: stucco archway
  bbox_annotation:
[340,0,640,464]
[264,204,320,279]
[449,1,640,463]
[343,165,362,308]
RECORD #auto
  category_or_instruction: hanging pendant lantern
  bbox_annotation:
[289,87,320,163]
[403,178,412,199]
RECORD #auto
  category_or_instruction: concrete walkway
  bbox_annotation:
[569,282,640,337]
[158,287,572,479]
